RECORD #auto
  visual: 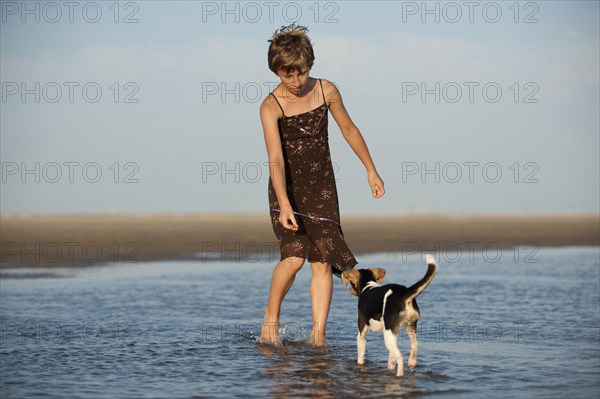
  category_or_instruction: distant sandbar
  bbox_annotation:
[1,213,598,269]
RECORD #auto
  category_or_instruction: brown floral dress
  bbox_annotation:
[267,78,358,277]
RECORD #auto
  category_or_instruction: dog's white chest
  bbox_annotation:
[367,318,384,333]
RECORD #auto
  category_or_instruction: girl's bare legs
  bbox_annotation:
[259,256,305,344]
[309,261,333,346]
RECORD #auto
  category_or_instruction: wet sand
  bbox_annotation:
[1,213,598,268]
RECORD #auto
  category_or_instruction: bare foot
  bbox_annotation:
[259,314,281,346]
[309,329,328,347]
[257,334,282,347]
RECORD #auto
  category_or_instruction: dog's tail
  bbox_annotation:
[405,254,438,302]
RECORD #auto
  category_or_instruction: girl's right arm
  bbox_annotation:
[260,98,299,231]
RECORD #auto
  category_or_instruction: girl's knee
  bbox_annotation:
[282,256,305,272]
[311,261,332,275]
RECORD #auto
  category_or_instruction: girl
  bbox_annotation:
[259,24,385,346]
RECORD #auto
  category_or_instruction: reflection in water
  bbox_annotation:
[354,359,423,398]
[258,342,338,399]
[257,339,425,399]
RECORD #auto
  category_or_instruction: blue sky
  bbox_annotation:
[1,0,599,215]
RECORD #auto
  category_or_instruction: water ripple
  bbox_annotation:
[1,248,599,398]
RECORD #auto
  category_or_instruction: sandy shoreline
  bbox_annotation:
[1,213,598,269]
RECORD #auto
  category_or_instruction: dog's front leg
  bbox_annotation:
[406,323,419,368]
[357,326,368,364]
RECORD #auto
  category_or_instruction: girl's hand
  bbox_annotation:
[368,171,385,198]
[278,206,299,231]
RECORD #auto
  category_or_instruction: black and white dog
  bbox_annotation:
[341,254,438,377]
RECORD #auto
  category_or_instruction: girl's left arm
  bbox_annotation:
[324,79,385,198]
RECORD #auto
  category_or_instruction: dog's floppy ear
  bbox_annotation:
[341,271,350,287]
[341,269,360,287]
[370,268,386,284]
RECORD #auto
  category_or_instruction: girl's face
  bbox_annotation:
[276,67,310,95]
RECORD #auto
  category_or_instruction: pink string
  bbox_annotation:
[272,208,340,226]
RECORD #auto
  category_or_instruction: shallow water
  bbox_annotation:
[1,247,599,398]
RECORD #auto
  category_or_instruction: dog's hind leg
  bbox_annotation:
[406,322,419,368]
[383,329,404,377]
[387,350,396,370]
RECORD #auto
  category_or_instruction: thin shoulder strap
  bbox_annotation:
[319,79,328,107]
[269,92,285,117]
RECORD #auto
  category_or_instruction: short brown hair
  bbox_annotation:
[267,23,315,74]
